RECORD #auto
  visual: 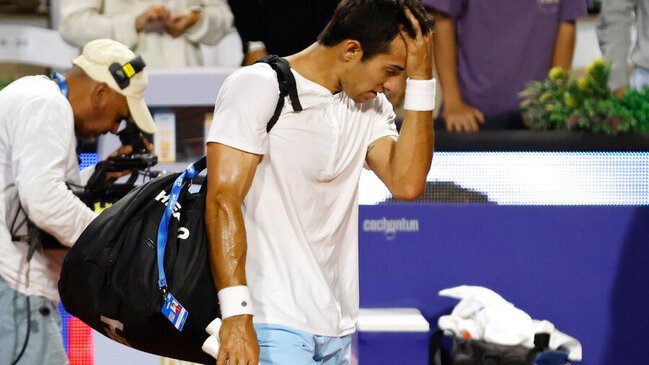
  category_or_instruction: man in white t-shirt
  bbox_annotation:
[0,39,155,365]
[205,1,435,364]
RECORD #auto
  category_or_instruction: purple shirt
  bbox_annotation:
[424,0,587,118]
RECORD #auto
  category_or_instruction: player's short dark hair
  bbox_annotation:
[317,0,433,61]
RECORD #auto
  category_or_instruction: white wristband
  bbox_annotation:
[403,78,436,111]
[218,285,254,319]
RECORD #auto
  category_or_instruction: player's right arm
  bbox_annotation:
[204,64,279,365]
[205,141,261,365]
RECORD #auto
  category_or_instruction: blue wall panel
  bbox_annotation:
[358,205,649,365]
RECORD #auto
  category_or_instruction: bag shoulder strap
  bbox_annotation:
[194,56,301,172]
[255,55,303,132]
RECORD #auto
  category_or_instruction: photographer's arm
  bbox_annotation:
[13,96,96,247]
[82,138,155,189]
[205,141,260,365]
[102,138,155,183]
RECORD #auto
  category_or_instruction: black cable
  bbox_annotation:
[65,182,86,189]
[9,203,27,239]
[11,295,31,365]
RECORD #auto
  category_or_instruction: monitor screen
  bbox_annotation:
[359,152,649,205]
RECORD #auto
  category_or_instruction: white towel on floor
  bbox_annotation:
[437,285,582,361]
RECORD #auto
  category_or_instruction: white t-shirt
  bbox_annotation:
[0,76,96,303]
[207,63,398,336]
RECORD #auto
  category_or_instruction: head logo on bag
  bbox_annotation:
[154,190,182,220]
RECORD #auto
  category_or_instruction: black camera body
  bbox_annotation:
[81,121,158,204]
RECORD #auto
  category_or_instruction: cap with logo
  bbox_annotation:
[73,39,155,134]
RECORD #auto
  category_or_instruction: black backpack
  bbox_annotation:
[58,55,302,363]
[429,331,571,365]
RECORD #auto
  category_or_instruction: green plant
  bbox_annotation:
[619,86,649,132]
[519,67,573,130]
[520,58,644,135]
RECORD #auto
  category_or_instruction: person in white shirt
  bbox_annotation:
[597,0,649,95]
[59,0,233,68]
[204,1,435,364]
[0,39,155,365]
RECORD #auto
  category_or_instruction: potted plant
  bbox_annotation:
[520,58,649,135]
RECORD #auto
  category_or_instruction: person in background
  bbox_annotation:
[204,0,435,364]
[426,0,587,132]
[59,0,233,68]
[0,39,155,365]
[597,0,649,95]
[227,0,339,65]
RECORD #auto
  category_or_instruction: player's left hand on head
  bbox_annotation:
[400,7,433,81]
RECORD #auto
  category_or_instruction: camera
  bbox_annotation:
[82,121,158,199]
[25,121,160,259]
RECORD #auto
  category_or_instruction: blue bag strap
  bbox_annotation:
[154,55,296,290]
[156,157,206,290]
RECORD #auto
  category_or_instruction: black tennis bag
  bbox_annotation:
[58,55,302,363]
[59,157,219,363]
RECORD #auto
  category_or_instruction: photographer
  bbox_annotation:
[0,39,155,364]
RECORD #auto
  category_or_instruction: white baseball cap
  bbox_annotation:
[73,39,155,134]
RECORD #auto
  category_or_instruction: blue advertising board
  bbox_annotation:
[358,204,649,365]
